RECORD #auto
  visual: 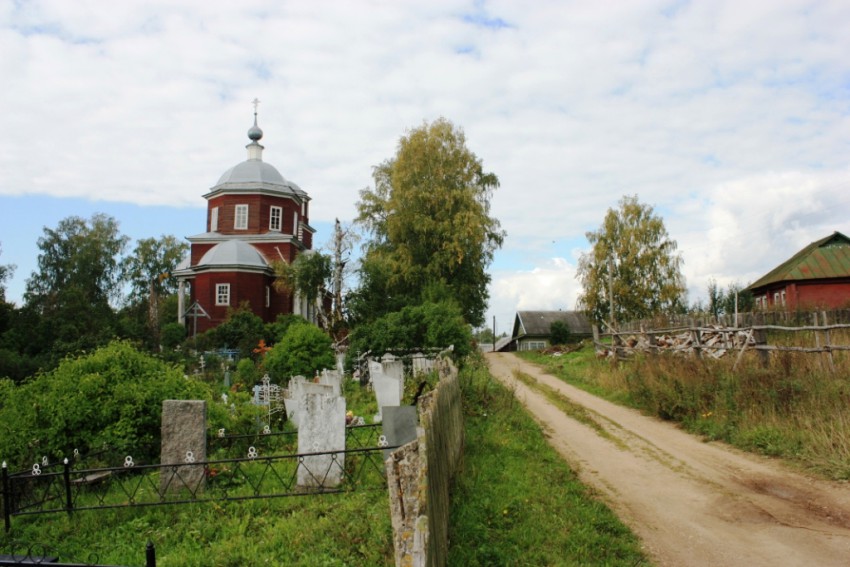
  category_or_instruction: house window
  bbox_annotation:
[216,284,231,306]
[293,211,298,235]
[265,286,271,308]
[210,207,219,232]
[774,292,780,306]
[525,341,546,351]
[780,290,786,307]
[270,206,282,231]
[235,205,249,230]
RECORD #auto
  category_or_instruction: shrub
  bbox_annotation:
[0,340,211,468]
[348,301,472,362]
[264,322,335,380]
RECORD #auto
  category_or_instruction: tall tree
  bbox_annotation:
[123,235,189,343]
[577,195,686,325]
[0,243,13,304]
[355,118,505,327]
[24,214,129,356]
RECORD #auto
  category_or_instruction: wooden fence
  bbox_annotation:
[593,312,850,372]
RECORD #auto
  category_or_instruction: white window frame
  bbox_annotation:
[270,206,282,231]
[234,204,249,230]
[216,284,231,306]
[780,290,786,307]
[210,207,219,232]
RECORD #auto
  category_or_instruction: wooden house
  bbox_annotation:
[506,310,592,351]
[745,231,850,311]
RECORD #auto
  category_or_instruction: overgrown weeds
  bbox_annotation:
[521,344,850,480]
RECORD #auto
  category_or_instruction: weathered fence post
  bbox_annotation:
[2,461,10,532]
[822,311,836,373]
[752,327,770,367]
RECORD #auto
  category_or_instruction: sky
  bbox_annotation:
[2,0,850,336]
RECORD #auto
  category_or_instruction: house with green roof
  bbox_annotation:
[745,231,850,311]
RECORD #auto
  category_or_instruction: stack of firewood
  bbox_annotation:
[597,326,755,359]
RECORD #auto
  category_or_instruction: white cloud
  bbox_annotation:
[2,0,850,322]
[488,257,580,333]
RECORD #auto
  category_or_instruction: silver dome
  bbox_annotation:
[198,240,268,268]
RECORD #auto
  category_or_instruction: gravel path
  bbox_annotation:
[486,352,850,567]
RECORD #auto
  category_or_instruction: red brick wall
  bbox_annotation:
[207,194,306,237]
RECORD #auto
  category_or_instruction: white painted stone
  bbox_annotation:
[297,393,346,488]
[412,354,435,378]
[373,363,403,421]
[319,369,342,396]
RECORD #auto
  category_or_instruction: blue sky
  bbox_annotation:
[2,0,850,335]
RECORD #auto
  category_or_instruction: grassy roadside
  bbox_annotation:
[448,355,649,566]
[519,343,850,480]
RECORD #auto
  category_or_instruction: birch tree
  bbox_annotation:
[355,118,504,327]
[577,195,686,325]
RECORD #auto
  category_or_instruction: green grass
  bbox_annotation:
[518,345,850,480]
[448,356,649,566]
[3,491,393,566]
[2,360,650,565]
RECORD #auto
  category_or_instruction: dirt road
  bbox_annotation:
[486,352,850,566]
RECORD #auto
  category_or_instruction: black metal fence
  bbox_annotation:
[0,541,155,567]
[2,425,393,534]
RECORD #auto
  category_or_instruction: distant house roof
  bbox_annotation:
[746,231,850,292]
[512,310,592,339]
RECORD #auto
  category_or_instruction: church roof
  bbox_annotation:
[197,240,268,269]
[205,108,308,200]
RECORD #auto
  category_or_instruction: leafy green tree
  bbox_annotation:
[264,313,309,343]
[577,195,686,324]
[721,282,754,316]
[0,243,14,304]
[123,235,188,344]
[0,341,211,467]
[202,306,266,357]
[707,278,723,319]
[348,301,472,361]
[354,118,505,327]
[24,214,129,358]
[550,321,572,345]
[264,320,335,379]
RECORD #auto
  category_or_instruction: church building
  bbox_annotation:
[173,106,316,334]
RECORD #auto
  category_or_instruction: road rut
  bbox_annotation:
[485,352,850,566]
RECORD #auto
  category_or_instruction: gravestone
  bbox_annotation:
[319,369,342,396]
[284,376,308,427]
[160,400,207,494]
[412,353,435,377]
[372,359,403,422]
[381,405,419,461]
[297,393,346,488]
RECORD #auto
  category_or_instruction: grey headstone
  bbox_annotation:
[160,400,207,494]
[297,393,346,488]
[381,405,418,460]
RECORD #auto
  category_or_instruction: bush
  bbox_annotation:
[264,321,335,380]
[550,320,572,345]
[348,301,472,362]
[0,341,212,468]
[160,322,187,350]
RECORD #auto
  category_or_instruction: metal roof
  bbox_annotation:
[198,240,268,269]
[512,310,592,338]
[747,231,850,291]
